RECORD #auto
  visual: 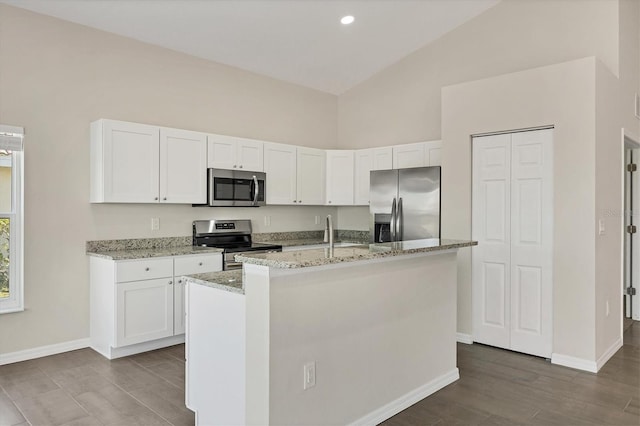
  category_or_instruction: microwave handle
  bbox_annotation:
[252,175,259,206]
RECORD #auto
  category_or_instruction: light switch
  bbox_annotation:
[151,217,159,231]
[598,219,605,235]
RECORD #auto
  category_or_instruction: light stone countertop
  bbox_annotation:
[183,270,244,294]
[86,245,223,261]
[273,238,368,247]
[236,239,477,269]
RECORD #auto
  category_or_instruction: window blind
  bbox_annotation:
[0,125,24,151]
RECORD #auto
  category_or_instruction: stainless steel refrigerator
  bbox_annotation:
[370,166,441,243]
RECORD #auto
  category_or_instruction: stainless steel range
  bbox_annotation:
[192,219,282,270]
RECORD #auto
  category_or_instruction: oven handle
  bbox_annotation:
[252,175,259,206]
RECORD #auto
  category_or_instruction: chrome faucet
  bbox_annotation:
[323,214,334,255]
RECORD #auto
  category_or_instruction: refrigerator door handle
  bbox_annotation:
[397,197,403,241]
[390,198,397,242]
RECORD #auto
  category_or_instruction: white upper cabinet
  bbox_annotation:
[355,147,393,206]
[297,147,326,205]
[160,128,207,204]
[392,141,442,169]
[326,150,354,205]
[264,143,325,205]
[91,119,207,204]
[208,134,264,172]
[264,142,297,205]
[91,119,160,203]
[372,147,393,170]
[424,140,442,166]
[393,142,427,169]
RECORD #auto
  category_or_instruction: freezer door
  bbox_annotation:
[398,167,441,240]
[369,169,398,242]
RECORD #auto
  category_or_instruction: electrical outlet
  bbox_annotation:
[315,215,320,225]
[303,361,316,390]
[606,300,610,317]
[598,219,605,235]
[264,216,271,227]
[151,217,159,231]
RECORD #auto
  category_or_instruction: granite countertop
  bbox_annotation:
[183,270,244,294]
[236,239,477,269]
[275,238,368,247]
[87,245,223,261]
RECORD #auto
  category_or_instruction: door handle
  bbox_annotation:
[397,197,403,241]
[252,175,259,205]
[390,198,397,242]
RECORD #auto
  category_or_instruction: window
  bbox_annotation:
[0,125,24,313]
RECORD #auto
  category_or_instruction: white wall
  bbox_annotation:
[244,252,457,425]
[595,61,625,360]
[441,57,600,362]
[338,0,618,149]
[0,4,338,354]
[618,0,640,142]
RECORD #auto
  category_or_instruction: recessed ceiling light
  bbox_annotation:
[341,15,355,25]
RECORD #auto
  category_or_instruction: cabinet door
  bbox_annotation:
[101,120,160,203]
[354,149,374,206]
[207,134,237,170]
[115,278,174,347]
[372,147,393,170]
[237,138,264,172]
[174,277,186,335]
[297,147,326,205]
[264,142,297,205]
[393,142,427,169]
[326,150,354,205]
[160,128,207,204]
[424,140,442,166]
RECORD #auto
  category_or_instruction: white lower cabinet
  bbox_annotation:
[90,253,222,359]
[116,277,174,347]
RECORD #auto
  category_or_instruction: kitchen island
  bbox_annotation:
[184,239,476,426]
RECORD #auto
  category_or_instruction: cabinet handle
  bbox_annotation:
[328,200,332,204]
[154,197,158,201]
[293,200,297,203]
[233,165,237,168]
[163,197,167,201]
[145,267,150,271]
[239,165,243,169]
[169,280,173,285]
[198,262,203,266]
[178,279,182,284]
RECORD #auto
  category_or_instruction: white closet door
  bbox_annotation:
[472,134,512,349]
[509,130,553,357]
[472,129,553,358]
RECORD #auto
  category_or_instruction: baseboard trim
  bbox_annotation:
[596,337,623,371]
[456,333,473,344]
[0,338,90,366]
[348,368,460,426]
[93,334,186,360]
[551,352,597,373]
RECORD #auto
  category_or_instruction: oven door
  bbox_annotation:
[208,169,266,207]
[224,248,280,270]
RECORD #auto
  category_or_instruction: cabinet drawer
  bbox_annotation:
[174,254,222,276]
[116,258,173,283]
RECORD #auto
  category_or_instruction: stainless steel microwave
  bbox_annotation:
[207,168,266,207]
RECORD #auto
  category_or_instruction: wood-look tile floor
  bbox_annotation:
[1,322,638,426]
